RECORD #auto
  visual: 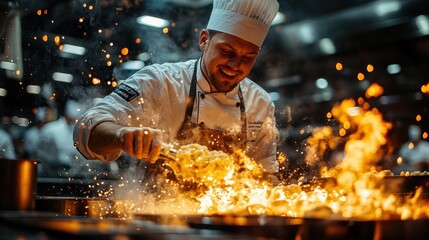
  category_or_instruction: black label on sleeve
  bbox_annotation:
[113,84,139,101]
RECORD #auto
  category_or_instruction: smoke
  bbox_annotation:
[108,155,201,217]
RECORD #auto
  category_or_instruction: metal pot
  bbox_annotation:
[0,158,39,211]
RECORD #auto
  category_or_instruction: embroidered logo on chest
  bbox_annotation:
[247,120,263,142]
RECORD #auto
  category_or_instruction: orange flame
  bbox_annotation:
[365,82,384,98]
[111,99,427,221]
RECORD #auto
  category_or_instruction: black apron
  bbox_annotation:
[176,59,248,153]
[143,59,248,191]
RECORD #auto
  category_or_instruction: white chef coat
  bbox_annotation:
[399,140,429,171]
[0,129,16,159]
[74,59,279,172]
[37,117,108,177]
[23,126,42,159]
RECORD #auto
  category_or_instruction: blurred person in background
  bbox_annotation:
[23,106,52,160]
[37,99,111,178]
[74,0,280,183]
[397,125,429,173]
[0,127,16,159]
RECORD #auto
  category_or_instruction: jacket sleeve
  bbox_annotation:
[73,65,163,161]
[73,99,121,161]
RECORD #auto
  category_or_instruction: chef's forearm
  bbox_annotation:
[88,121,122,155]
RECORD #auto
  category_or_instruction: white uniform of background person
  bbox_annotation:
[0,128,16,159]
[23,107,49,160]
[398,125,429,172]
[37,100,108,178]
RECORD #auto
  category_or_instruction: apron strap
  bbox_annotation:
[184,60,199,123]
[237,87,247,144]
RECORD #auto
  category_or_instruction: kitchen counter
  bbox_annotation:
[0,211,262,240]
[2,210,429,240]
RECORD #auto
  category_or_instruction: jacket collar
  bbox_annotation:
[196,58,240,96]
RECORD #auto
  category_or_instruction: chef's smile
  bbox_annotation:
[219,67,238,79]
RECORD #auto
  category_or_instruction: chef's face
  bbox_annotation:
[200,29,259,93]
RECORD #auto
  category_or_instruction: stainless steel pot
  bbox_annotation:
[0,158,39,211]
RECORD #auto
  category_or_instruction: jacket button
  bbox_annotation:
[200,94,205,99]
[236,102,241,107]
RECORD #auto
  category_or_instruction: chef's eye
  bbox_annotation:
[220,49,234,56]
[242,56,253,62]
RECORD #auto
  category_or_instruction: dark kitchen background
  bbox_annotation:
[1,0,428,169]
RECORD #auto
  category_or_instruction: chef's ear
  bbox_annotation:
[199,29,209,51]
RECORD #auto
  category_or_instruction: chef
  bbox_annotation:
[23,106,49,160]
[398,125,429,172]
[73,0,280,175]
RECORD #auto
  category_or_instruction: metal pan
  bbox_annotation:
[133,213,200,226]
[186,214,303,240]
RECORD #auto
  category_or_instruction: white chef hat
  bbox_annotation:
[206,0,279,48]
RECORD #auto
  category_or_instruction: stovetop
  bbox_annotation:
[2,210,429,240]
[0,211,258,240]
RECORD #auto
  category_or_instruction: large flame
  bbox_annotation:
[115,98,428,221]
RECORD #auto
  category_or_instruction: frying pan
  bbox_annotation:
[133,213,199,226]
[186,214,303,240]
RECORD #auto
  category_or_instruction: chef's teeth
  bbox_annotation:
[221,69,236,77]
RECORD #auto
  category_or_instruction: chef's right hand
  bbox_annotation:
[115,127,163,163]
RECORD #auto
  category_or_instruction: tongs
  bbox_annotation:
[158,143,178,162]
[157,143,189,182]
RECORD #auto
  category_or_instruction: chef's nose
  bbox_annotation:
[228,56,242,69]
